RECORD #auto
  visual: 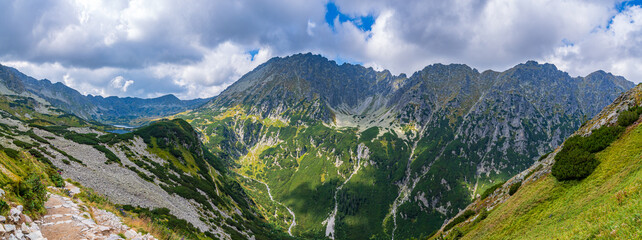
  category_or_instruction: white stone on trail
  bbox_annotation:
[27,230,45,240]
[124,229,137,238]
[9,206,22,222]
[64,182,81,196]
[14,230,23,239]
[21,222,31,233]
[4,224,16,232]
[106,234,125,240]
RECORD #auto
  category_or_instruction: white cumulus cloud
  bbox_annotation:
[0,0,640,99]
[110,76,134,92]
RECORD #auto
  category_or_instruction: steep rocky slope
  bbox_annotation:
[433,83,642,239]
[176,53,634,239]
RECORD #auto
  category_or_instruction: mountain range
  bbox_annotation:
[0,53,636,239]
[0,64,211,126]
[177,53,634,239]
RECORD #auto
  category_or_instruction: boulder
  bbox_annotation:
[0,223,5,233]
[9,206,22,222]
[124,229,137,238]
[22,214,33,223]
[81,218,96,227]
[21,222,32,233]
[4,224,16,232]
[64,182,81,195]
[0,215,6,222]
[105,234,124,240]
[26,231,45,240]
[96,225,112,232]
[14,229,23,239]
[0,188,5,197]
[143,233,156,240]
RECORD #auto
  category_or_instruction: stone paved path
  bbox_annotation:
[34,183,157,240]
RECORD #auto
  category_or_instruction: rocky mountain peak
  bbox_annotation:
[0,64,27,93]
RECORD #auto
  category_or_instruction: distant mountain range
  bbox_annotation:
[0,64,211,126]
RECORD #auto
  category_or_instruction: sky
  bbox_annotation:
[1,0,642,99]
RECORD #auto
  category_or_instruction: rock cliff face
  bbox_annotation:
[180,53,634,239]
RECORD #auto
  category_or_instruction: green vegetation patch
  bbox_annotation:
[508,181,522,196]
[552,125,624,181]
[15,173,47,215]
[617,106,642,127]
[443,209,475,232]
[13,139,37,149]
[120,205,209,239]
[0,199,8,216]
[2,147,20,159]
[359,127,379,142]
[480,181,505,200]
[50,145,84,165]
[93,145,121,164]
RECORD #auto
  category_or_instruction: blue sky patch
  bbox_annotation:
[606,0,641,29]
[616,0,642,12]
[248,49,259,61]
[325,2,375,32]
[332,56,363,66]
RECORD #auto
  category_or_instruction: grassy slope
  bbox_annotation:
[458,123,642,239]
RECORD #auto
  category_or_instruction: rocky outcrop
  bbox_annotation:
[0,205,44,240]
